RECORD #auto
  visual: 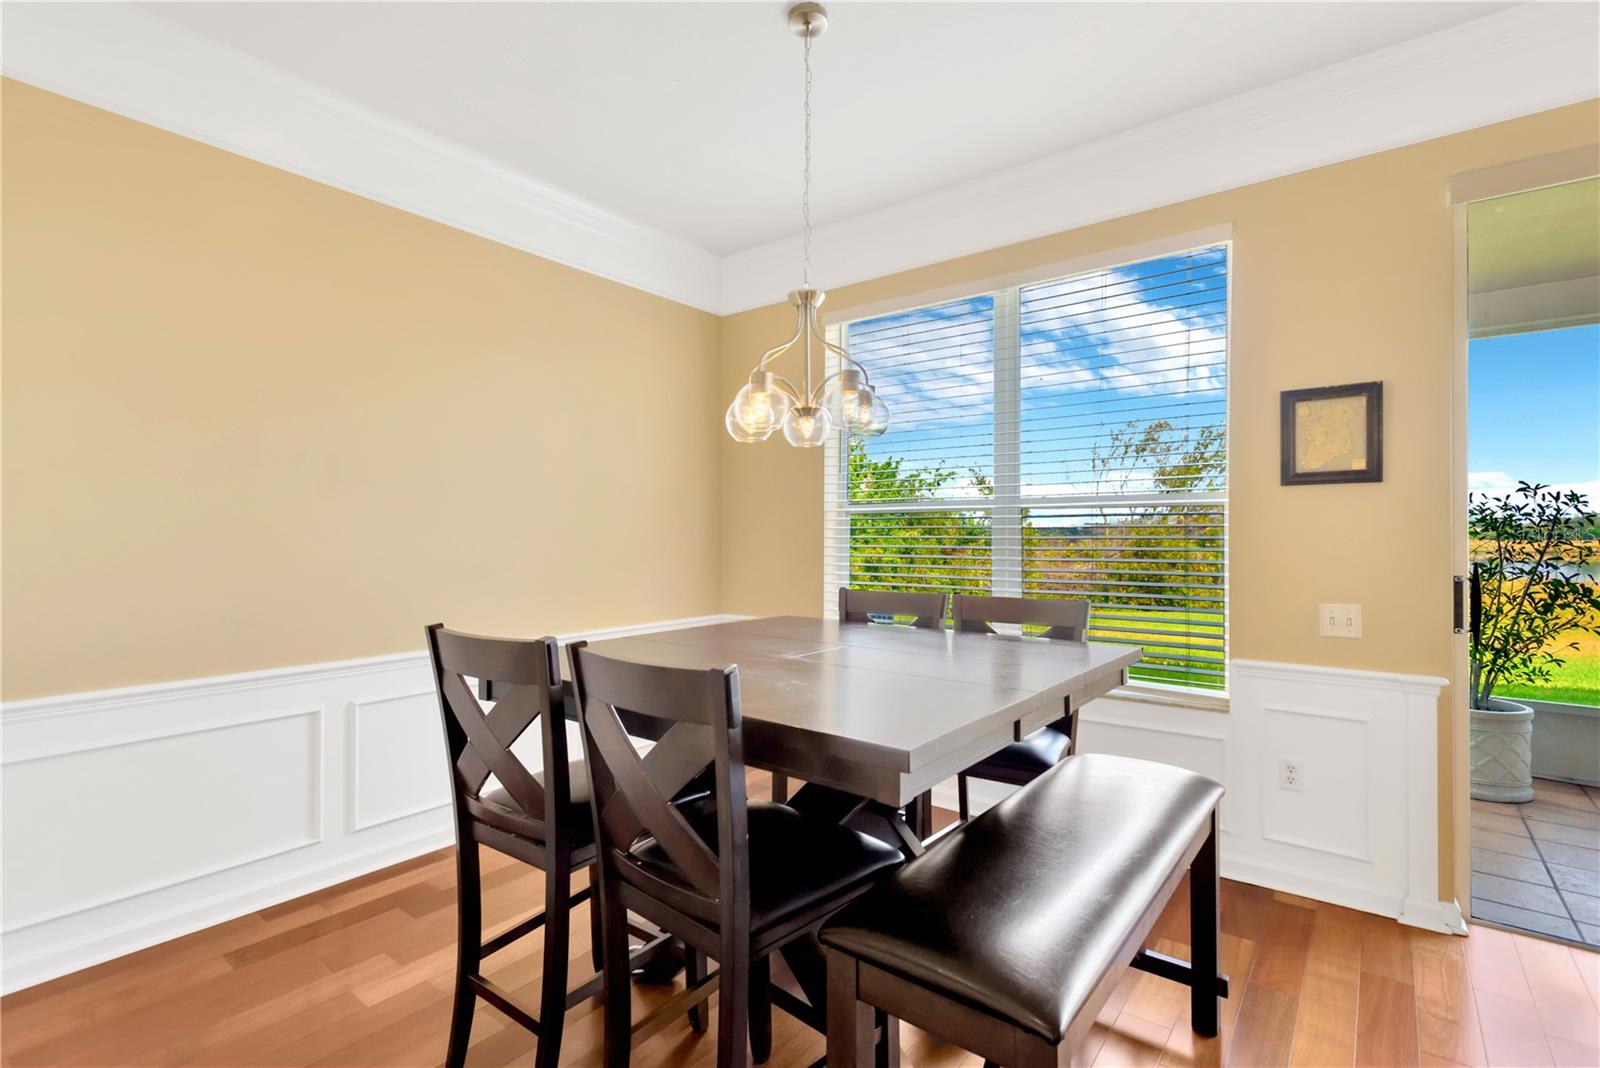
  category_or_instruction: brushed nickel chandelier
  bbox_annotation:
[724,2,888,447]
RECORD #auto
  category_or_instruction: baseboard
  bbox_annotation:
[0,613,745,994]
[1400,897,1470,935]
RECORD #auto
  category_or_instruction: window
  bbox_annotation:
[824,243,1228,692]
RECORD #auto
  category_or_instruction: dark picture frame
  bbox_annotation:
[1280,381,1383,485]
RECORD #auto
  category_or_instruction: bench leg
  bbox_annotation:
[1189,809,1221,1038]
[826,951,875,1068]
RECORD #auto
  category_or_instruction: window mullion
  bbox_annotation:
[992,286,1022,597]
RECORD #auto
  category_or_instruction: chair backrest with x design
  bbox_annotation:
[837,587,947,629]
[426,624,573,849]
[568,640,748,930]
[951,594,1090,641]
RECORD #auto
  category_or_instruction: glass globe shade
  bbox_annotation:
[782,404,833,447]
[730,380,789,437]
[860,396,890,437]
[823,370,876,432]
[725,400,774,442]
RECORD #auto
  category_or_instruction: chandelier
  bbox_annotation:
[725,2,888,447]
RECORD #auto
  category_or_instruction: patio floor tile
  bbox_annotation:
[1548,861,1600,896]
[1540,841,1600,873]
[1474,827,1541,859]
[1522,802,1600,831]
[1474,810,1530,836]
[1473,848,1555,884]
[1530,819,1600,850]
[1473,898,1582,941]
[1561,891,1600,926]
[1473,872,1569,916]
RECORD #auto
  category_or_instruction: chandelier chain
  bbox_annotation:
[802,29,812,289]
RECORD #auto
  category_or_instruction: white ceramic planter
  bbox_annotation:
[1470,698,1536,803]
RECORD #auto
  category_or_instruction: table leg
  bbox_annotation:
[777,785,927,1031]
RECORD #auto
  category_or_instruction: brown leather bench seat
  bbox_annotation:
[820,753,1226,1068]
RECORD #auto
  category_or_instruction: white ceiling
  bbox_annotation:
[138,1,1514,256]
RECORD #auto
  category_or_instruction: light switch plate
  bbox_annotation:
[1318,603,1363,638]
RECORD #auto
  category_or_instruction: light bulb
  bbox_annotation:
[823,369,876,432]
[726,400,774,442]
[782,404,832,447]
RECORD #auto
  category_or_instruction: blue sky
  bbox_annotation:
[847,248,1228,501]
[1468,324,1599,498]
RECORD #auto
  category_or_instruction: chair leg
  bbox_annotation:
[825,950,873,1068]
[444,838,481,1068]
[717,925,751,1068]
[587,871,604,974]
[771,772,789,804]
[874,1009,900,1068]
[535,850,573,1068]
[686,948,708,1033]
[599,870,634,1068]
[1189,809,1222,1038]
[957,774,970,822]
[749,954,772,1064]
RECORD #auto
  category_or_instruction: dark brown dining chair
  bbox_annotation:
[826,587,949,832]
[837,586,946,628]
[569,640,903,1068]
[950,594,1091,821]
[426,625,618,1068]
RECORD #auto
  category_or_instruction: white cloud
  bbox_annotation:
[1469,471,1600,501]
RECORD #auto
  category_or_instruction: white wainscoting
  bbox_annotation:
[0,614,743,994]
[933,660,1464,936]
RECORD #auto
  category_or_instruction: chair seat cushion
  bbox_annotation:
[472,785,595,848]
[634,802,903,932]
[963,724,1071,780]
[820,754,1223,1044]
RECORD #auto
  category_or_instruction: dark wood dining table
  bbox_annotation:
[581,614,1143,1028]
[583,613,1141,815]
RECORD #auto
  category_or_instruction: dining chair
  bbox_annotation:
[837,586,946,628]
[569,640,903,1068]
[950,594,1091,821]
[429,625,693,1068]
[828,587,949,833]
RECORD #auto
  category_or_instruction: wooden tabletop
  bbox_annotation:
[581,615,1140,806]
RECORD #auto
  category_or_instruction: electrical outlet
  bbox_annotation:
[1318,603,1363,639]
[1279,758,1303,792]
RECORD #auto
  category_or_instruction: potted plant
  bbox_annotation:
[1468,482,1600,802]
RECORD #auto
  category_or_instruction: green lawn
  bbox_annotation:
[1493,636,1600,707]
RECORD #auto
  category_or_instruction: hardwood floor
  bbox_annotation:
[4,789,1598,1067]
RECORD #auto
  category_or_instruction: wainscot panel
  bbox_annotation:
[0,614,743,993]
[933,660,1462,935]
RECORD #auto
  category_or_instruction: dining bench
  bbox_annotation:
[819,754,1226,1068]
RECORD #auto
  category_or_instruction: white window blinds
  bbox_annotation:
[824,244,1228,691]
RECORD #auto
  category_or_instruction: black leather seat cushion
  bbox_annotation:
[820,755,1223,1044]
[470,786,595,848]
[964,724,1071,779]
[633,802,903,932]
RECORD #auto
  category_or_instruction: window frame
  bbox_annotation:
[823,227,1233,699]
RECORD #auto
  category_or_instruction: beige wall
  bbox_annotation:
[717,99,1600,901]
[721,100,1598,674]
[1,80,723,699]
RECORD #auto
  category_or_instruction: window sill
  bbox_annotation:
[1098,682,1230,714]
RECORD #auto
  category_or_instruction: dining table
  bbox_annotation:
[579,613,1143,1028]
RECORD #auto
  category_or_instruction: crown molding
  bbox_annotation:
[719,2,1600,313]
[0,1,724,313]
[4,3,1595,319]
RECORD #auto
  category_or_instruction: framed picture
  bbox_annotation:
[1280,381,1383,485]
